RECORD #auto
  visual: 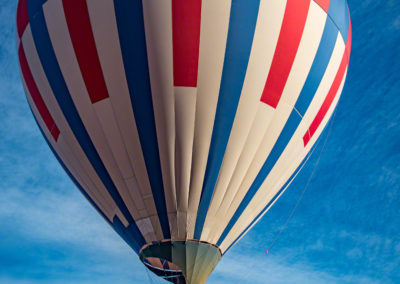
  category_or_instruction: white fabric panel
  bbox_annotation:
[20,26,129,226]
[207,2,329,243]
[42,0,159,241]
[220,41,347,251]
[142,0,178,237]
[136,217,156,241]
[200,0,287,240]
[91,99,133,181]
[186,0,232,239]
[204,104,274,241]
[86,0,163,241]
[174,87,197,239]
[207,101,293,243]
[92,100,146,214]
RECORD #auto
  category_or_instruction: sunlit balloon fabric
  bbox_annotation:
[17,0,351,283]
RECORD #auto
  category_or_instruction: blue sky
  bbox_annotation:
[1,0,399,283]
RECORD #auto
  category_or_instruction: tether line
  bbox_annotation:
[235,108,338,284]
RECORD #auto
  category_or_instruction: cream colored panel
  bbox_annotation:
[142,0,178,237]
[186,0,232,239]
[93,100,146,213]
[207,102,293,243]
[174,87,197,239]
[203,104,275,241]
[200,0,287,240]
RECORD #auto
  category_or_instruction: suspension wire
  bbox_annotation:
[162,258,167,281]
[235,108,338,284]
[145,265,156,284]
[145,261,166,284]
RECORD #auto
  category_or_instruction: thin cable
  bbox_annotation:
[146,263,165,284]
[235,109,338,284]
[145,266,155,284]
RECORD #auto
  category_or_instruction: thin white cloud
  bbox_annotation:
[211,248,380,284]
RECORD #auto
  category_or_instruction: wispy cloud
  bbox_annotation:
[210,244,381,284]
[0,172,153,283]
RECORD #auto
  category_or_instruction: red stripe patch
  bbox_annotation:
[303,20,352,146]
[260,0,311,108]
[172,0,202,87]
[314,0,330,13]
[16,0,29,38]
[62,0,109,103]
[19,45,60,141]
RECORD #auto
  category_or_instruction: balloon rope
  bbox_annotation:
[144,268,153,284]
[235,108,338,284]
[145,265,159,284]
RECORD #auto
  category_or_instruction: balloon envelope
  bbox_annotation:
[16,0,351,283]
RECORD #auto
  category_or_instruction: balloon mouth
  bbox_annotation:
[139,239,222,284]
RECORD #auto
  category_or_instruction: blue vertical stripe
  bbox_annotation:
[193,0,261,239]
[295,19,339,115]
[328,0,349,42]
[217,15,340,246]
[113,0,170,239]
[26,0,146,245]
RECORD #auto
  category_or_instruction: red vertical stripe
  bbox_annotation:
[18,45,60,141]
[303,21,352,146]
[260,0,311,108]
[17,0,29,38]
[172,0,202,87]
[62,0,109,103]
[314,0,330,13]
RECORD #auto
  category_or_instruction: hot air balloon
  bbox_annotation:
[16,0,351,283]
